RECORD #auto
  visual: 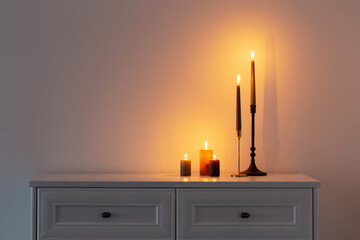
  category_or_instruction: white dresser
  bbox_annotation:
[30,173,320,240]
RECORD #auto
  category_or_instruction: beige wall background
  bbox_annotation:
[1,0,360,239]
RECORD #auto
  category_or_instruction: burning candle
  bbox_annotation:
[251,51,256,105]
[209,154,220,177]
[236,74,242,138]
[199,141,213,175]
[180,154,191,176]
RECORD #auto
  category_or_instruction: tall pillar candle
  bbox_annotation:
[251,51,256,105]
[199,141,213,175]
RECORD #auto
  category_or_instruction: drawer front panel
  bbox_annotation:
[38,188,174,240]
[177,188,312,240]
[194,204,295,225]
[55,204,158,225]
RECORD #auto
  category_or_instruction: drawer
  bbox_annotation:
[177,188,312,240]
[38,188,175,240]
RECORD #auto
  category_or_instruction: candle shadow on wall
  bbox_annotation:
[262,35,280,171]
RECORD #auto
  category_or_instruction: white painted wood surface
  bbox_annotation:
[30,173,320,240]
[30,173,320,188]
[31,187,37,240]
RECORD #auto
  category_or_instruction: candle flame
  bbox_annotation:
[205,141,208,150]
[212,178,217,182]
[184,178,188,182]
[213,154,216,159]
[251,51,254,60]
[184,154,188,160]
[237,74,240,84]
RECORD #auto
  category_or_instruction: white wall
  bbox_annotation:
[1,0,360,239]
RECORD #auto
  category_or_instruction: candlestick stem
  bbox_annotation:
[238,137,240,173]
[240,105,267,176]
[231,136,247,177]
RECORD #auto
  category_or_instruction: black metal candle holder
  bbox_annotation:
[230,135,247,177]
[240,105,267,176]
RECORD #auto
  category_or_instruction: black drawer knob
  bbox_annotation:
[241,212,250,218]
[102,212,112,218]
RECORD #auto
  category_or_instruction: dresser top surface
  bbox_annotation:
[29,173,320,188]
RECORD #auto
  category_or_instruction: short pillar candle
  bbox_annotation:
[180,154,191,176]
[199,141,213,175]
[209,154,220,177]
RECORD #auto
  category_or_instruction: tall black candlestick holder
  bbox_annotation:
[240,105,267,176]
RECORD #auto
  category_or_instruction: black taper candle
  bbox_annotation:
[236,74,242,138]
[251,51,256,105]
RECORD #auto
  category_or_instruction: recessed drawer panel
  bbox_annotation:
[194,204,295,225]
[38,188,174,240]
[55,204,158,225]
[177,188,312,240]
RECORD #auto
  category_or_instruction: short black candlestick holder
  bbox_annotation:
[230,134,247,177]
[240,105,267,176]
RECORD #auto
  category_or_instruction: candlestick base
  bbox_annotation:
[239,161,267,176]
